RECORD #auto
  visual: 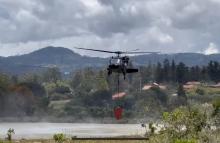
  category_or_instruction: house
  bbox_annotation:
[142,85,152,90]
[142,82,167,91]
[183,81,201,90]
[207,82,220,88]
[112,92,126,100]
[185,81,201,85]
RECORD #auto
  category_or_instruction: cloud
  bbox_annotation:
[204,42,219,55]
[148,27,174,44]
[0,0,220,56]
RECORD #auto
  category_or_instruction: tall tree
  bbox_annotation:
[171,60,176,82]
[155,62,163,83]
[176,62,188,83]
[163,59,170,81]
[43,67,62,84]
[208,61,220,83]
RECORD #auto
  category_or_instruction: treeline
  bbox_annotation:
[0,68,61,117]
[0,60,220,120]
[140,60,220,84]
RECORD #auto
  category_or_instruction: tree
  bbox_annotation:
[9,85,36,116]
[11,75,18,85]
[201,66,209,81]
[0,74,10,116]
[177,84,186,97]
[207,61,220,83]
[0,73,10,91]
[176,84,187,106]
[171,60,176,82]
[43,67,62,84]
[176,62,188,83]
[189,66,201,81]
[163,59,171,81]
[70,71,83,89]
[7,128,15,141]
[139,64,154,84]
[22,73,41,84]
[162,107,207,141]
[155,62,163,83]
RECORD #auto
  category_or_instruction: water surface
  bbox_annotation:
[0,123,145,139]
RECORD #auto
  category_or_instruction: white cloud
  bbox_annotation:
[80,0,109,16]
[148,27,174,44]
[0,0,220,56]
[204,42,219,55]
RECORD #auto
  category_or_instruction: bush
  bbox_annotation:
[7,128,15,141]
[149,122,156,135]
[162,106,207,140]
[212,97,220,126]
[53,133,66,143]
[195,88,205,95]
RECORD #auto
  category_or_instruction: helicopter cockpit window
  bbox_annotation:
[111,58,121,65]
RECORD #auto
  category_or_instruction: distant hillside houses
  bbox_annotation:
[183,81,201,90]
[112,92,126,100]
[207,82,220,88]
[142,82,167,90]
[183,81,220,90]
[142,81,220,91]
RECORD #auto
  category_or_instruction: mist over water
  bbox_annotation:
[0,123,146,139]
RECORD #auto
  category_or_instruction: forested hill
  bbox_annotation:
[0,46,220,74]
[0,46,107,74]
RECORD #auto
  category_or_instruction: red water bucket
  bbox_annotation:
[114,107,123,120]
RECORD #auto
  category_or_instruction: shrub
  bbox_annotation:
[212,97,220,126]
[7,128,15,141]
[195,88,205,95]
[53,133,66,143]
[149,122,156,135]
[162,106,207,140]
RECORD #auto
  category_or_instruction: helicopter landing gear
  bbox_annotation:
[107,69,112,76]
[123,72,126,80]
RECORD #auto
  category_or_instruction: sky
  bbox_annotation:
[0,0,220,57]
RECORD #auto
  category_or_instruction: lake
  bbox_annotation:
[0,123,146,139]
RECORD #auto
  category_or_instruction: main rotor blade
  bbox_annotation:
[74,47,160,54]
[124,51,160,54]
[74,47,117,54]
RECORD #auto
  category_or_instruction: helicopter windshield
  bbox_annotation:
[110,58,121,65]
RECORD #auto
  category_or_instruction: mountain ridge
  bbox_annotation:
[0,46,220,74]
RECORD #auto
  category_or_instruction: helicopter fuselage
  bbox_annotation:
[107,56,138,79]
[74,47,158,79]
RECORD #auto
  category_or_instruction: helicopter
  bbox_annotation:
[74,47,159,79]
